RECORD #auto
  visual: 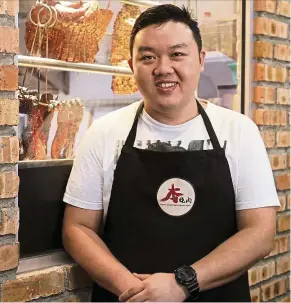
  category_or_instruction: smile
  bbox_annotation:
[156,82,178,88]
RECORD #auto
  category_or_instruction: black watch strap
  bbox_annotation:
[187,277,199,300]
[174,265,200,300]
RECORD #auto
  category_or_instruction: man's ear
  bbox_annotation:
[199,51,206,72]
[128,58,134,73]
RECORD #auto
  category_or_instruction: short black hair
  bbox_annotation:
[130,4,202,57]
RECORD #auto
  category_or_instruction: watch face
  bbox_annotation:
[178,266,195,283]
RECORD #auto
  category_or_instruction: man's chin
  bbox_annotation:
[154,98,181,110]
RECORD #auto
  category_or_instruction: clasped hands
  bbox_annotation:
[119,273,188,302]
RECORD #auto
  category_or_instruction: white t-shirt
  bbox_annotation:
[63,100,280,221]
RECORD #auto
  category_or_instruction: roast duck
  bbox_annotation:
[19,87,83,160]
[25,0,113,63]
[110,4,140,94]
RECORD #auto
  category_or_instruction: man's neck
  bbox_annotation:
[143,100,207,126]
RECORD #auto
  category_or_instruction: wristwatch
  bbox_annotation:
[173,265,200,300]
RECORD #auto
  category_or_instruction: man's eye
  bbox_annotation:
[141,55,155,61]
[171,52,185,57]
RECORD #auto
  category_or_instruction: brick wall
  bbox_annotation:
[0,0,92,301]
[250,0,290,302]
[0,264,92,302]
[0,0,20,289]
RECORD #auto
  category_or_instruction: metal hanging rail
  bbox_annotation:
[120,0,160,7]
[18,55,133,76]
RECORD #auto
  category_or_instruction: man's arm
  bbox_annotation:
[62,204,143,296]
[191,206,276,291]
[119,206,277,302]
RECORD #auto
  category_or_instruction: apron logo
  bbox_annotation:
[157,178,195,216]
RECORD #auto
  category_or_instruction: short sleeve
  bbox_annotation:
[235,118,280,210]
[63,121,104,210]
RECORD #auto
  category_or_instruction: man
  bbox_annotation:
[62,4,280,302]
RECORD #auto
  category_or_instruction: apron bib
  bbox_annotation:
[91,101,251,302]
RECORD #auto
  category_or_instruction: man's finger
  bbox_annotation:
[119,285,145,302]
[133,273,151,280]
[127,290,148,302]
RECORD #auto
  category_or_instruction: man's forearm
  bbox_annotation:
[63,224,141,296]
[192,227,273,291]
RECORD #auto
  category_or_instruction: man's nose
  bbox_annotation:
[153,57,174,76]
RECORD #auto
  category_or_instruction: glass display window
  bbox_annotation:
[17,0,246,259]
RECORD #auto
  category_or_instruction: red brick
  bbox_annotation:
[277,214,290,232]
[278,194,287,212]
[279,111,287,126]
[0,0,18,16]
[261,130,276,148]
[0,27,19,54]
[248,266,259,286]
[276,66,287,83]
[267,65,275,82]
[1,266,65,302]
[253,86,275,104]
[274,44,290,62]
[276,131,290,147]
[254,63,267,81]
[254,0,276,13]
[277,88,290,105]
[64,264,93,290]
[254,41,273,59]
[275,173,290,190]
[0,171,19,198]
[261,277,288,301]
[269,154,287,170]
[259,260,276,281]
[254,18,288,38]
[250,287,260,302]
[287,193,290,210]
[278,235,290,253]
[254,109,265,125]
[0,136,19,163]
[275,20,289,39]
[0,65,18,91]
[253,63,287,83]
[276,254,290,275]
[254,17,271,35]
[277,0,290,17]
[0,207,18,235]
[254,109,283,126]
[269,239,279,257]
[270,19,288,38]
[0,243,19,272]
[273,277,288,297]
[0,99,19,126]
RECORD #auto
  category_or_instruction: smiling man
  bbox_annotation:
[62,5,280,302]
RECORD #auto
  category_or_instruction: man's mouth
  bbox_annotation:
[155,81,178,92]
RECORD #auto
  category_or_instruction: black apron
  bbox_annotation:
[91,100,251,302]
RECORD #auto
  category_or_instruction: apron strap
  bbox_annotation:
[125,100,221,150]
[125,102,144,147]
[196,101,221,150]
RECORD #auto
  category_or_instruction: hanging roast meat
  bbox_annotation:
[19,89,54,161]
[25,0,113,63]
[110,4,140,94]
[51,99,83,159]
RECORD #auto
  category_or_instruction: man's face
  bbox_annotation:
[129,21,205,111]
